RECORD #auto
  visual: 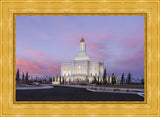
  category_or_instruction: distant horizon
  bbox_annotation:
[16,68,144,79]
[16,16,144,78]
[16,70,144,84]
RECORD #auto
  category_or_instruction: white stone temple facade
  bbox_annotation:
[61,37,104,84]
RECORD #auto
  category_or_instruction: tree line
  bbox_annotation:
[101,67,141,85]
[16,69,29,82]
[120,72,131,84]
[16,68,144,85]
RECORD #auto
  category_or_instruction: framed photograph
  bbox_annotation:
[15,15,145,102]
[0,0,160,116]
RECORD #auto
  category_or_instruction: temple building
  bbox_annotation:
[61,37,104,84]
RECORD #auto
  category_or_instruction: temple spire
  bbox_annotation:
[74,37,91,61]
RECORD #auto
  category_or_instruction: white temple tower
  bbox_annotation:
[74,37,91,61]
[80,37,86,52]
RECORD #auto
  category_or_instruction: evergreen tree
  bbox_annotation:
[141,78,144,84]
[25,72,28,82]
[103,67,107,85]
[16,69,20,81]
[62,78,64,84]
[114,76,117,84]
[49,77,52,83]
[56,75,58,81]
[127,72,131,84]
[92,76,97,84]
[112,73,116,85]
[59,76,61,84]
[22,72,25,82]
[99,80,102,85]
[52,77,55,82]
[120,73,124,85]
[97,76,99,85]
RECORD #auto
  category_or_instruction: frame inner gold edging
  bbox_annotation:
[13,13,147,104]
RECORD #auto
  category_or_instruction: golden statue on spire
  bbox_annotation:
[80,37,85,42]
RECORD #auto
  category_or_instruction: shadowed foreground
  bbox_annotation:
[16,86,144,101]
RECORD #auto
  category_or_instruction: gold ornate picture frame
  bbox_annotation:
[0,0,160,116]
